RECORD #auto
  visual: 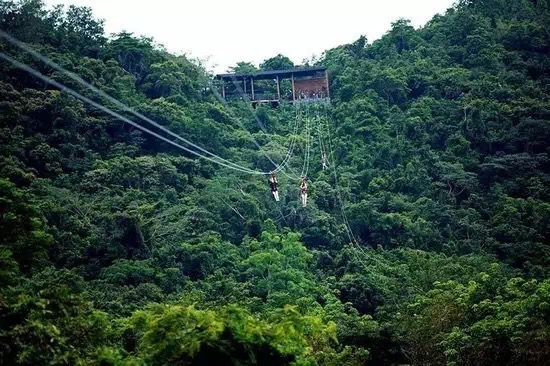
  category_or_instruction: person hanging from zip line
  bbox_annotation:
[321,152,329,170]
[268,172,280,201]
[299,176,308,207]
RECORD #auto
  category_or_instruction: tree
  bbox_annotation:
[228,61,258,74]
[1,0,549,363]
[260,54,294,71]
[121,304,337,365]
[0,179,51,274]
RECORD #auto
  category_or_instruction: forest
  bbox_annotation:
[0,0,549,364]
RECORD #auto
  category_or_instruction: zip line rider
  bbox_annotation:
[269,172,280,201]
[321,152,329,170]
[300,176,308,207]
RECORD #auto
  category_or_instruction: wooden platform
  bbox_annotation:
[216,66,330,105]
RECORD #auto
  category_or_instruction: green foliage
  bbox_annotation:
[120,304,337,365]
[0,269,112,364]
[0,0,549,364]
[322,0,550,274]
[395,275,550,365]
[0,178,51,275]
[260,54,294,71]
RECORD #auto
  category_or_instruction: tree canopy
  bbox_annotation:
[0,0,549,364]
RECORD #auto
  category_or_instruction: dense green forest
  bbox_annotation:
[1,0,549,364]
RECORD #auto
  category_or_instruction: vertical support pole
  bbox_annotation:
[251,78,255,100]
[222,81,225,99]
[291,74,296,102]
[324,70,330,99]
[276,76,280,101]
[243,79,247,94]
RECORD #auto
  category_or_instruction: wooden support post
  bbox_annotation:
[324,70,330,99]
[222,82,225,99]
[251,78,255,100]
[291,74,296,102]
[243,79,247,94]
[276,76,281,101]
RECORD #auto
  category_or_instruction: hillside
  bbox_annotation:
[0,0,549,364]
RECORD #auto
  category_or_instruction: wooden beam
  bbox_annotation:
[291,74,296,102]
[251,78,255,100]
[324,70,330,99]
[276,76,280,101]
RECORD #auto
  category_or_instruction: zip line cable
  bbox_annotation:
[2,31,375,267]
[273,104,304,180]
[256,102,301,178]
[319,107,392,273]
[321,112,365,263]
[300,106,309,177]
[300,103,312,178]
[304,104,311,177]
[3,40,373,269]
[0,51,269,175]
[273,104,301,178]
[325,115,357,243]
[305,106,312,177]
[316,110,329,168]
[225,75,302,179]
[206,75,299,179]
[2,30,302,177]
[1,30,303,178]
[2,31,325,209]
[0,30,266,176]
[320,105,359,244]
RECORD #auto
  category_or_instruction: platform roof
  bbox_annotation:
[216,66,326,81]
